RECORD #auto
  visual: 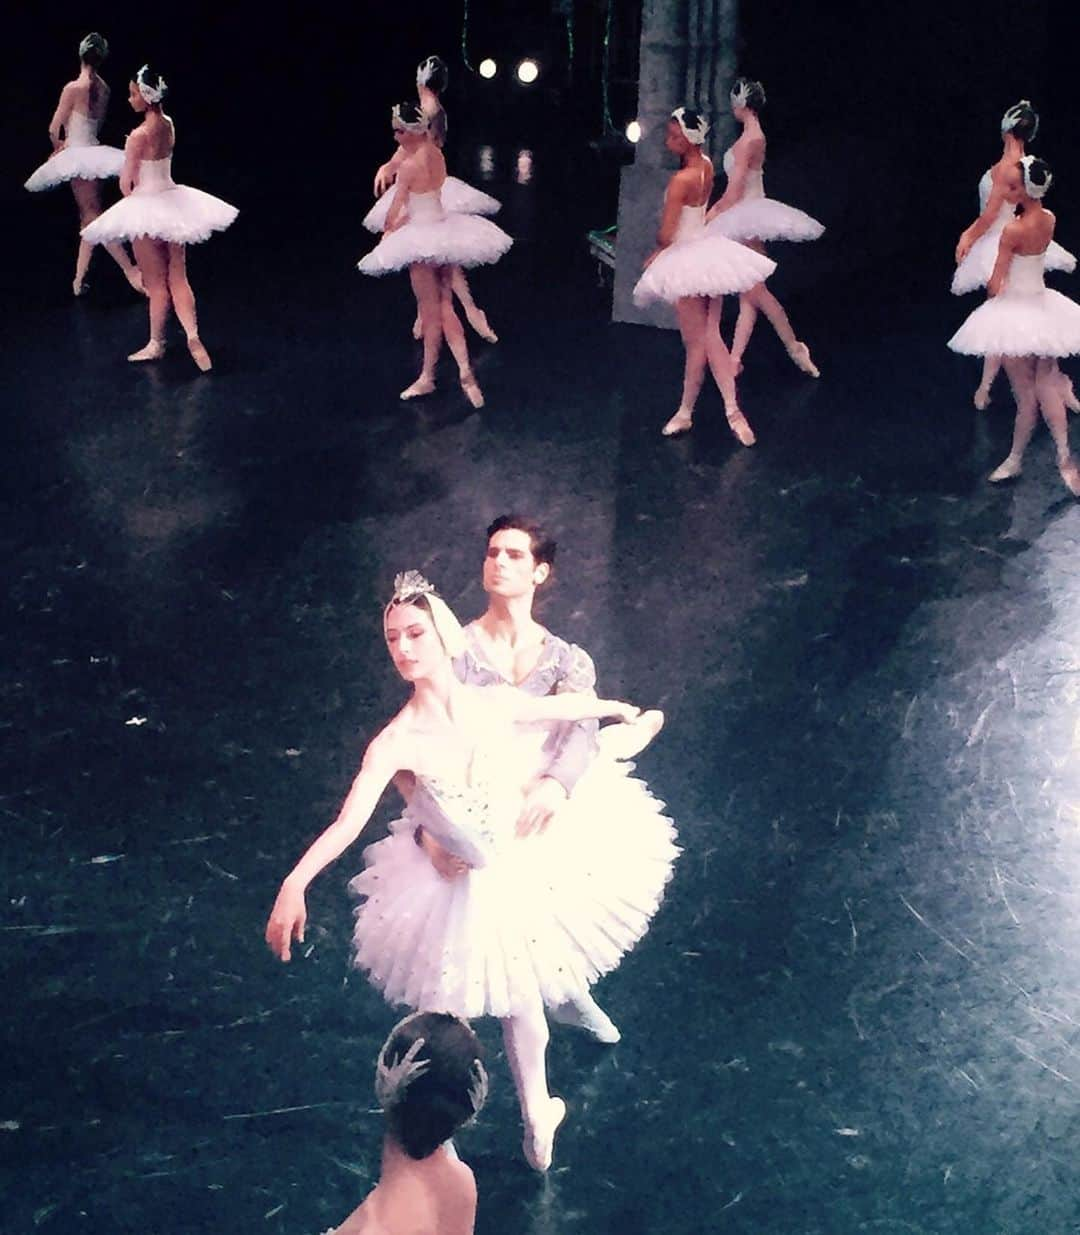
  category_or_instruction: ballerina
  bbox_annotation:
[954,100,1078,411]
[266,572,676,1172]
[80,65,238,371]
[325,1012,486,1235]
[633,107,776,441]
[367,56,501,344]
[412,514,668,1046]
[949,156,1080,495]
[24,32,143,297]
[705,78,822,379]
[358,102,511,409]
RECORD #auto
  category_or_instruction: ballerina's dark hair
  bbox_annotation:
[418,55,449,95]
[381,1013,486,1160]
[486,514,557,579]
[79,33,108,68]
[1002,100,1038,144]
[392,99,426,129]
[731,77,766,112]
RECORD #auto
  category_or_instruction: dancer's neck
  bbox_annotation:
[480,594,542,644]
[410,660,460,717]
[1002,134,1025,161]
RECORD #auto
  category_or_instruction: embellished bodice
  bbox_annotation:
[1002,252,1048,297]
[406,189,446,223]
[66,110,102,148]
[724,145,765,200]
[410,754,522,868]
[135,157,177,193]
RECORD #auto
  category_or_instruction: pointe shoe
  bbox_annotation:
[523,1097,566,1172]
[460,371,485,409]
[787,341,820,378]
[400,376,436,401]
[973,384,992,411]
[599,709,665,762]
[128,340,165,363]
[187,336,212,372]
[1059,456,1080,497]
[549,993,622,1044]
[466,309,499,344]
[988,455,1022,483]
[661,408,693,437]
[726,406,756,447]
[412,316,424,341]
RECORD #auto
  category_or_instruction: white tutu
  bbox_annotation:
[81,156,237,246]
[949,254,1080,357]
[349,752,678,1020]
[633,205,775,306]
[952,230,1076,295]
[358,190,511,274]
[25,110,124,191]
[363,175,500,233]
[706,197,824,244]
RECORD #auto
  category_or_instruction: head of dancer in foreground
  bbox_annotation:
[327,1012,487,1235]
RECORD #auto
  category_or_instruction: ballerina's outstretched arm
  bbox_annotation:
[957,176,1009,264]
[507,687,641,726]
[265,731,402,961]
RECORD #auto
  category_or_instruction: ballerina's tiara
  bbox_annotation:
[392,102,429,133]
[1020,154,1052,199]
[1002,100,1038,141]
[671,106,709,145]
[136,65,167,105]
[730,78,764,111]
[391,570,437,603]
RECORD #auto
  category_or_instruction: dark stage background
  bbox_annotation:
[6,4,1080,1235]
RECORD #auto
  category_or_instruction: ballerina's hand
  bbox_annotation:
[265,881,307,962]
[607,701,641,724]
[955,235,973,264]
[374,163,396,197]
[419,828,470,880]
[516,776,568,837]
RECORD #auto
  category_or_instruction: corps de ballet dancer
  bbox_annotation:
[266,572,676,1172]
[80,65,238,372]
[633,107,776,441]
[358,103,511,408]
[409,514,669,1047]
[367,56,501,344]
[954,100,1078,411]
[706,78,822,378]
[23,33,143,297]
[324,1012,486,1235]
[949,157,1080,496]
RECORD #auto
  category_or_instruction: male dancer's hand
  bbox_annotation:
[516,777,568,837]
[418,828,470,880]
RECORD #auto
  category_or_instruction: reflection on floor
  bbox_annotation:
[5,138,1080,1235]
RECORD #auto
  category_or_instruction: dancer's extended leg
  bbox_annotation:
[991,356,1039,480]
[740,280,819,377]
[166,244,211,371]
[129,237,170,361]
[501,998,565,1171]
[438,267,484,407]
[974,354,1002,410]
[72,179,143,296]
[706,296,754,445]
[662,297,708,436]
[549,989,621,1044]
[403,264,442,399]
[451,266,498,342]
[1035,357,1080,494]
[729,295,758,375]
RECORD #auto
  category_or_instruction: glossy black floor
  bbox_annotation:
[8,108,1080,1235]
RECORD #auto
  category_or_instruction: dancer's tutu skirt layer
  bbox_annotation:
[633,235,776,307]
[358,214,512,275]
[364,176,501,233]
[706,198,824,244]
[349,760,679,1019]
[25,145,124,191]
[952,232,1076,295]
[82,185,238,245]
[948,288,1080,357]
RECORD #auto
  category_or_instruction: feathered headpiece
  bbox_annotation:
[136,65,167,106]
[1002,99,1039,141]
[392,101,429,134]
[375,1012,489,1118]
[671,106,709,146]
[1020,154,1052,199]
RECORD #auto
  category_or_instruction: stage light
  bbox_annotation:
[625,120,642,143]
[479,58,497,80]
[516,59,540,85]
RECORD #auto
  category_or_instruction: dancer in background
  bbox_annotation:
[359,103,511,408]
[706,78,822,379]
[949,157,1080,495]
[24,33,143,297]
[634,107,775,441]
[954,100,1077,410]
[367,56,501,344]
[81,65,237,371]
[266,572,672,1172]
[325,1013,486,1235]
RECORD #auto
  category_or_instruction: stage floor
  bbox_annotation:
[5,138,1080,1235]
